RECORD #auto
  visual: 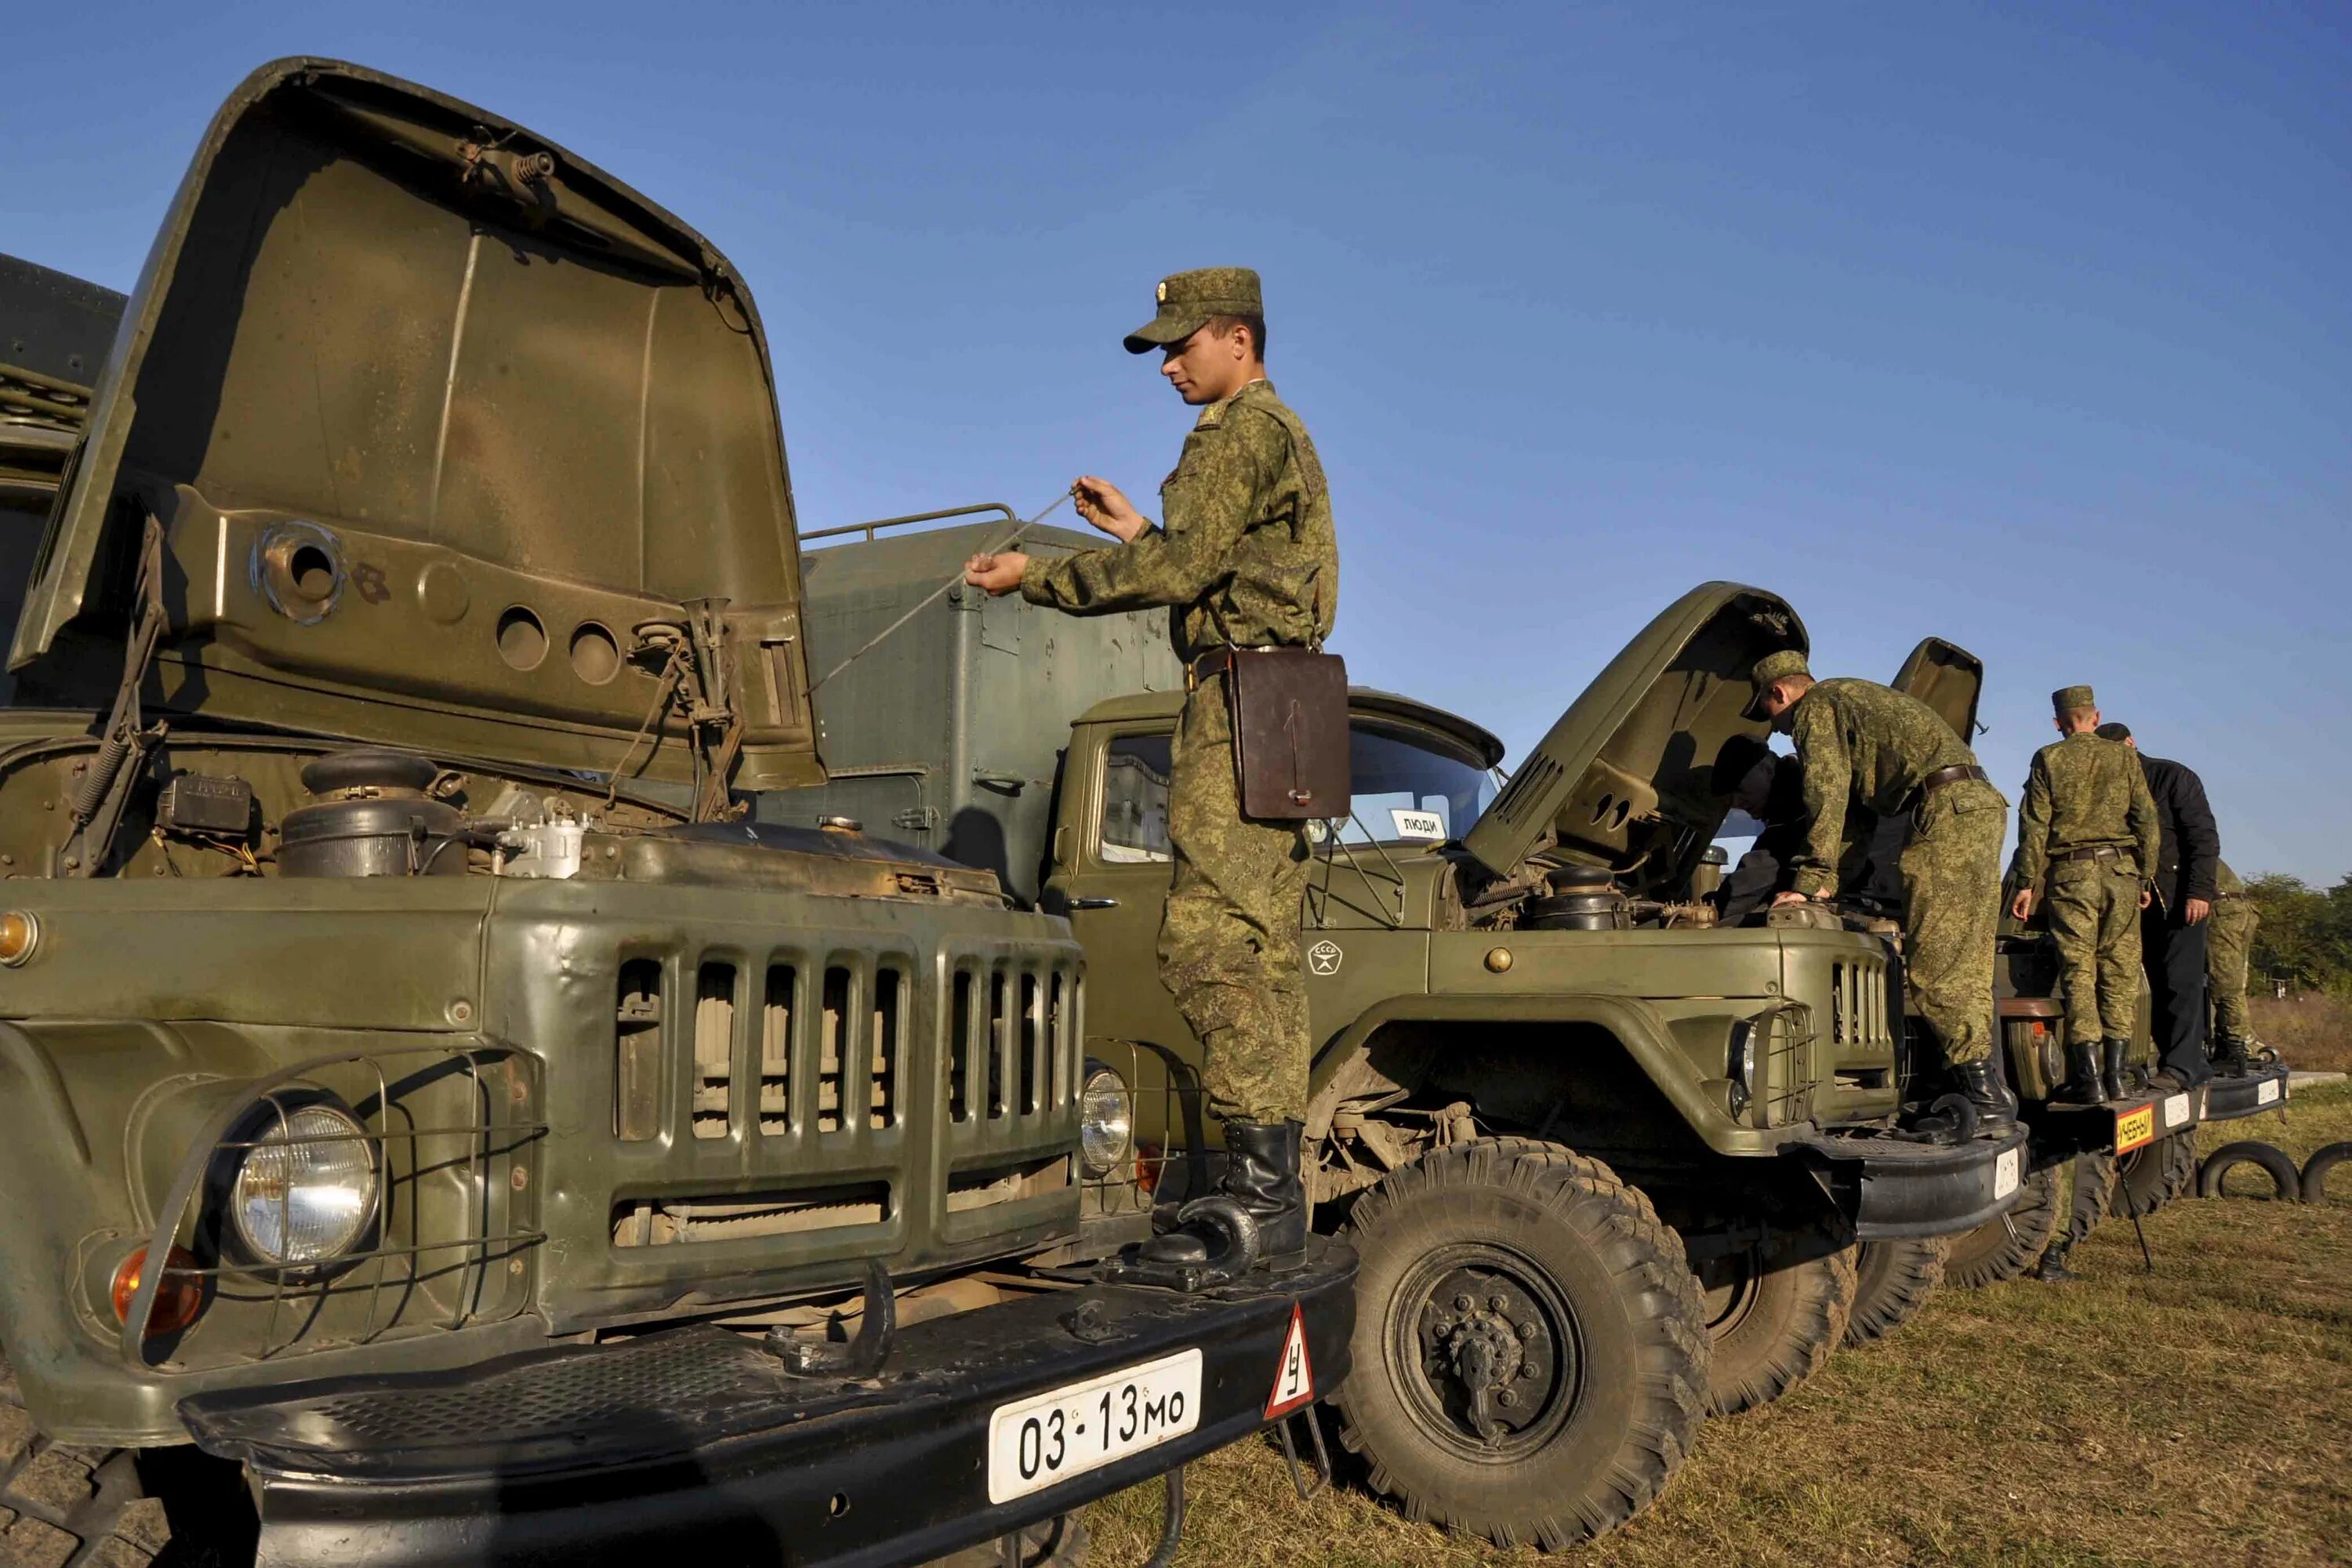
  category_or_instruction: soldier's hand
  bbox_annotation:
[964,551,1030,596]
[2185,896,2209,924]
[2010,888,2035,921]
[1770,891,1812,909]
[2140,889,2154,910]
[1072,476,1148,543]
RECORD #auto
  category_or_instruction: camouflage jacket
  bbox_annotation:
[1022,380,1337,660]
[1785,677,1989,899]
[2007,731,2161,890]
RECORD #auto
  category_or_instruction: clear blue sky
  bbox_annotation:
[6,2,2347,881]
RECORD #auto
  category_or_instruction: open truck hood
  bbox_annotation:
[9,59,822,789]
[1462,582,1806,893]
[1891,637,1983,741]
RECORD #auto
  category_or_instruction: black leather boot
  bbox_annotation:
[2053,1040,2107,1105]
[2210,1036,2252,1078]
[2100,1037,2131,1102]
[1131,1120,1307,1278]
[2031,1239,2080,1283]
[1952,1058,2017,1133]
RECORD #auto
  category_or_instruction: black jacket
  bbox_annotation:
[2137,753,2219,917]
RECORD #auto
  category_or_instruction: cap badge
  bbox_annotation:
[1156,281,1168,303]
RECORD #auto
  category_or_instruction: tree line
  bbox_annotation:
[2245,873,2352,996]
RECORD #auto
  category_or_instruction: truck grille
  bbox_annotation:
[1828,958,1895,1051]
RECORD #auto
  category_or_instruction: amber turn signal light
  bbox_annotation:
[0,910,38,967]
[111,1246,205,1338]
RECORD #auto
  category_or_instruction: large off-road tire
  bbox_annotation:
[1944,1164,2060,1288]
[1333,1138,1708,1551]
[1693,1231,1857,1413]
[1842,1237,1947,1348]
[2108,1133,2196,1218]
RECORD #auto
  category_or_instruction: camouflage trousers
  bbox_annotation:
[2206,895,2258,1040]
[1898,779,2005,1066]
[2043,856,2143,1043]
[1159,681,1313,1123]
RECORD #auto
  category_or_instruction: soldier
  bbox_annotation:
[1748,651,2016,1131]
[2094,723,2220,1087]
[2005,686,2159,1105]
[2205,859,2259,1076]
[965,268,1336,1275]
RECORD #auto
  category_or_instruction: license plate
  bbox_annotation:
[2114,1104,2156,1153]
[1993,1146,2020,1200]
[2258,1077,2281,1105]
[2161,1092,2192,1130]
[985,1348,1203,1504]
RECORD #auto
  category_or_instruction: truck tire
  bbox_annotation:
[2197,1141,2302,1201]
[1842,1237,1947,1348]
[2299,1142,2352,1203]
[1944,1164,2060,1288]
[1694,1232,1857,1412]
[1332,1138,1708,1551]
[2107,1133,2195,1218]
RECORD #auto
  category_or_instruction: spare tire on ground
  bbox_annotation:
[2299,1142,2352,1203]
[2197,1140,2302,1201]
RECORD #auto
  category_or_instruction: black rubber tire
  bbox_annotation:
[1693,1229,1857,1414]
[2108,1133,2196,1219]
[1333,1138,1708,1551]
[2061,1153,2114,1249]
[2299,1142,2352,1203]
[1843,1237,1947,1348]
[2198,1140,2303,1201]
[1944,1164,2060,1288]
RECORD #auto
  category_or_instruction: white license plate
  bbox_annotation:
[1994,1146,2021,1200]
[2162,1092,2192,1129]
[2258,1078,2281,1105]
[985,1348,1203,1504]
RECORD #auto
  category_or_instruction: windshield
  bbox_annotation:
[1336,720,1497,846]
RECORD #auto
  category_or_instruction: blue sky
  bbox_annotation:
[5,2,2347,880]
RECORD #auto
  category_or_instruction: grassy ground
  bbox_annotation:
[2250,993,2352,1076]
[1084,1084,2352,1568]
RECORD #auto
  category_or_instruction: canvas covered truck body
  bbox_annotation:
[0,60,1355,1568]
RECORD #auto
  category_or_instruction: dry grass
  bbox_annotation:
[1084,1084,2352,1568]
[2250,993,2352,1076]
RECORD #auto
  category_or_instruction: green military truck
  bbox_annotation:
[768,518,2034,1548]
[0,59,1361,1568]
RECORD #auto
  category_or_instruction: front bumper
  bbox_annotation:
[179,1238,1356,1568]
[2201,1062,2290,1122]
[1781,1121,2032,1240]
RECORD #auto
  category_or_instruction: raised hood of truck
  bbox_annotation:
[1462,583,1806,891]
[9,59,822,789]
[1892,637,1983,742]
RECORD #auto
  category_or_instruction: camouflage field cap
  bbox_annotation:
[2053,684,2096,714]
[1742,648,1813,720]
[1123,267,1263,354]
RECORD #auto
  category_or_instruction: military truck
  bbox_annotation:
[768,519,2034,1548]
[0,59,1361,1568]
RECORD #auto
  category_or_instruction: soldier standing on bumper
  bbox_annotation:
[965,269,1335,1273]
[1748,652,2016,1132]
[2205,859,2260,1075]
[2005,687,2159,1105]
[2093,723,2221,1087]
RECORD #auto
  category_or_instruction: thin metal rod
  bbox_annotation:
[809,490,1073,692]
[803,501,1016,543]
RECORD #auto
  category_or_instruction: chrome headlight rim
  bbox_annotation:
[1727,1020,1759,1115]
[1079,1060,1134,1177]
[218,1091,383,1276]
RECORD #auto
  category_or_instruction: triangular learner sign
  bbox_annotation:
[1265,1303,1315,1418]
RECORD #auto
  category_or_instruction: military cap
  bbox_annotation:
[1123,267,1263,354]
[2096,721,2132,742]
[2053,684,2096,714]
[1742,648,1812,720]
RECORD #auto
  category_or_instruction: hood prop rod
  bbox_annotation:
[59,512,170,877]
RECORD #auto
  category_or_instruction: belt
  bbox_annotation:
[1916,764,1988,797]
[1185,646,1277,691]
[2052,844,2129,865]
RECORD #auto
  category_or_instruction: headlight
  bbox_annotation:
[229,1102,379,1268]
[1080,1063,1134,1177]
[1727,1021,1759,1115]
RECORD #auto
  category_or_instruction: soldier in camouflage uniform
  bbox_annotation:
[2205,859,2259,1075]
[2005,685,2159,1104]
[966,268,1336,1273]
[1748,650,2016,1132]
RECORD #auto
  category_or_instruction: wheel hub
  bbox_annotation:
[1414,1268,1559,1446]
